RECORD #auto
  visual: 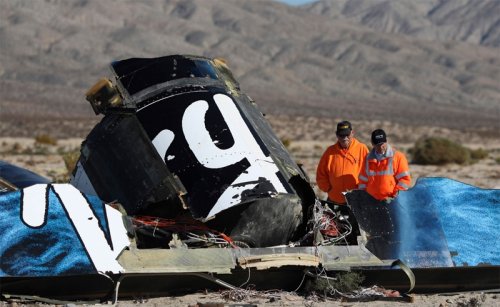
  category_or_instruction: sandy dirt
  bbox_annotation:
[112,290,499,306]
[1,290,499,306]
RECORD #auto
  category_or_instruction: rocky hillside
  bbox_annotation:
[305,0,500,47]
[0,0,499,137]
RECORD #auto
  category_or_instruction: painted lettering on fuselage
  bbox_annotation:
[140,92,286,219]
[0,184,129,276]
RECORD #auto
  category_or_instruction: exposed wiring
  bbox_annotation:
[238,266,252,288]
[132,215,237,248]
[293,270,308,292]
[298,199,354,246]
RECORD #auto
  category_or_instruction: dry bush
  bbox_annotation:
[281,138,291,149]
[35,134,58,146]
[470,148,488,162]
[8,142,23,154]
[411,138,491,165]
[62,150,80,175]
[411,137,470,165]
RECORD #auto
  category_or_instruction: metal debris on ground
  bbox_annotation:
[297,199,353,246]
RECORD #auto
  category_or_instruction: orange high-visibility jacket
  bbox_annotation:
[358,144,411,200]
[316,138,369,203]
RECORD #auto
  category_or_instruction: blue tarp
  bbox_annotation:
[412,178,500,266]
[347,177,500,267]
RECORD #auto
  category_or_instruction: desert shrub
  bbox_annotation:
[411,137,470,165]
[495,157,500,164]
[281,138,291,149]
[35,134,57,146]
[10,142,22,154]
[62,150,80,174]
[469,148,488,161]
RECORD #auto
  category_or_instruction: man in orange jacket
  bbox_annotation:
[316,121,369,205]
[358,129,411,201]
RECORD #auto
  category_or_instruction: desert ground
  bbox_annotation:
[0,290,498,307]
[1,115,499,306]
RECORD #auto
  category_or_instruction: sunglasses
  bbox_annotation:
[336,134,351,139]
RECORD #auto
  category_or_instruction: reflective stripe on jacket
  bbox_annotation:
[316,138,369,203]
[358,144,411,201]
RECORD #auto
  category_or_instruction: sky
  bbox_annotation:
[276,0,316,6]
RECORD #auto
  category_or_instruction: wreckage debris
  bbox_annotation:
[72,54,316,247]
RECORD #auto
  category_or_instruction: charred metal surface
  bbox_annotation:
[359,266,500,293]
[74,113,185,215]
[206,194,303,247]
